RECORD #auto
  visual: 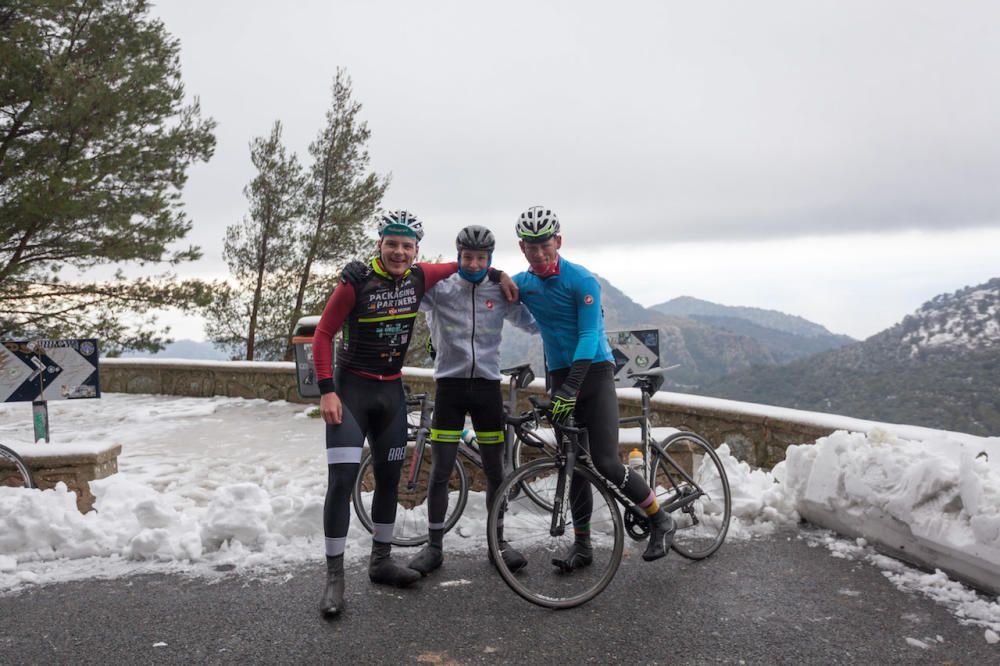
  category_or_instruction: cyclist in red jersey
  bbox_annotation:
[313,210,515,617]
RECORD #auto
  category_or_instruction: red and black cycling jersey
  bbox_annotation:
[313,258,457,390]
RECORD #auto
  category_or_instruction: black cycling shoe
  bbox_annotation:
[319,556,345,617]
[642,510,676,562]
[489,541,527,573]
[408,545,443,576]
[551,540,593,572]
[369,542,421,588]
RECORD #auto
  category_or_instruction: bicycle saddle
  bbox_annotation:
[626,364,680,394]
[501,364,535,389]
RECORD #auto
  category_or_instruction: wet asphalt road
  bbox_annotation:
[0,526,995,665]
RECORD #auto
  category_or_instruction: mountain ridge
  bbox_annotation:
[698,277,1000,436]
[651,295,850,339]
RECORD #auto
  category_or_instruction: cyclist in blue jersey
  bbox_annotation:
[512,206,675,571]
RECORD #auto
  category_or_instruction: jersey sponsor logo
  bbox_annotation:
[376,321,407,341]
[584,294,594,305]
[485,299,494,310]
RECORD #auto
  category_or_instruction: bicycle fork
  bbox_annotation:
[549,427,583,537]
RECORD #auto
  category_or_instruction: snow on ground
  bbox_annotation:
[2,393,999,642]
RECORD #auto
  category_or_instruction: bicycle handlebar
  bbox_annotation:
[524,395,584,434]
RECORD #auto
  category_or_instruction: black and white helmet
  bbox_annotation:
[377,209,424,242]
[515,206,560,242]
[455,225,495,253]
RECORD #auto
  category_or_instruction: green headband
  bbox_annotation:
[381,223,418,238]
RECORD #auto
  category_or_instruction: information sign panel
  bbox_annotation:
[606,329,660,388]
[1,339,101,403]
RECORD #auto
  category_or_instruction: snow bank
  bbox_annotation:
[783,428,1000,596]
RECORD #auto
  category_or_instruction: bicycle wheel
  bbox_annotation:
[0,443,35,489]
[351,447,468,547]
[650,432,731,560]
[510,432,560,510]
[488,459,624,609]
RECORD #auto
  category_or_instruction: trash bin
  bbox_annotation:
[291,316,331,399]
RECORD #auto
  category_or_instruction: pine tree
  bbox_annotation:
[205,121,304,360]
[0,0,216,353]
[283,69,389,360]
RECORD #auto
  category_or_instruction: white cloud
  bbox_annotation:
[142,1,1000,340]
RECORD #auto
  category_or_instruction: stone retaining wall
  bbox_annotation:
[101,359,303,402]
[102,359,846,467]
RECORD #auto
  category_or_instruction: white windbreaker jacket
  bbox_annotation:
[421,273,537,380]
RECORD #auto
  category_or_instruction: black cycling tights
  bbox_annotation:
[428,438,504,528]
[323,369,406,557]
[550,362,652,530]
[426,378,506,529]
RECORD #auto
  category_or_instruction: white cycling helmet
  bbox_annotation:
[515,206,560,242]
[378,209,424,242]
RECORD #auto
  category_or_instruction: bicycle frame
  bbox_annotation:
[618,387,653,474]
[545,418,704,538]
[617,372,705,501]
[403,393,435,493]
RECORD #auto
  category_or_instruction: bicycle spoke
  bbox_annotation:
[0,444,35,489]
[352,447,468,547]
[511,432,560,510]
[488,460,623,609]
[651,433,731,560]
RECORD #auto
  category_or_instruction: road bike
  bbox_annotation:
[351,364,547,546]
[0,443,36,489]
[511,365,702,520]
[486,373,732,609]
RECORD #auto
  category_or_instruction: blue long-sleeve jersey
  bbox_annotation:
[514,257,614,372]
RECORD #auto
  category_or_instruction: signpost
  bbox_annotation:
[607,329,661,389]
[1,339,101,442]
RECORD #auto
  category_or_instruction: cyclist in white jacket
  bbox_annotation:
[408,225,537,575]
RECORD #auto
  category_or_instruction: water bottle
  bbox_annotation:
[628,448,644,474]
[461,429,478,447]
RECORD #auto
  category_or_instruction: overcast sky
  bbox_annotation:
[148,0,1000,340]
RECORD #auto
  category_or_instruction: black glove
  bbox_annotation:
[341,260,370,286]
[547,359,591,425]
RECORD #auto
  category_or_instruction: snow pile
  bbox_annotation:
[0,395,343,590]
[716,444,799,536]
[782,428,1000,594]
